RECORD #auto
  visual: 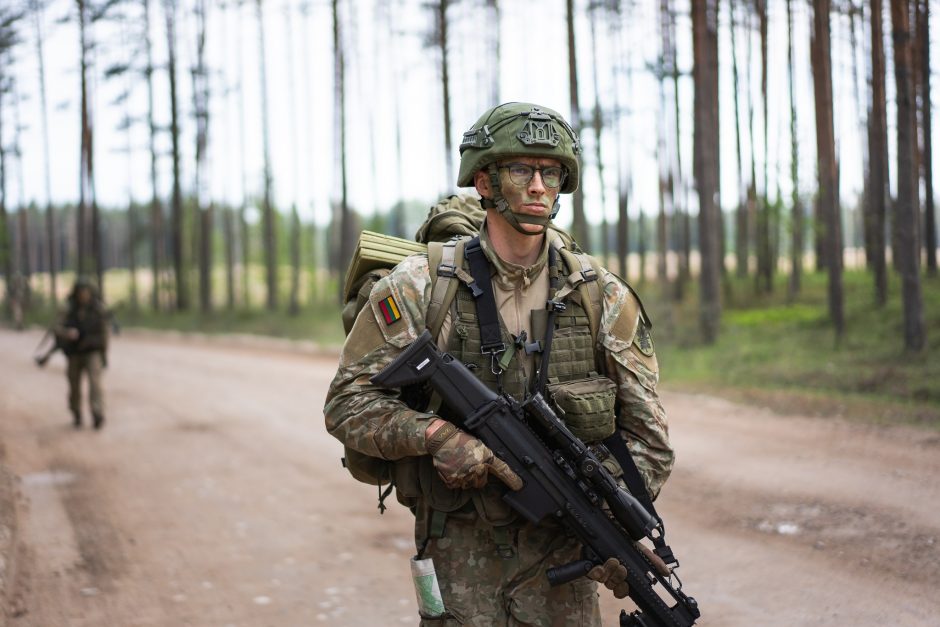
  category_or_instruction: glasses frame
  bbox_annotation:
[497,162,568,189]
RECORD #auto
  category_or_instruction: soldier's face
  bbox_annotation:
[76,287,92,305]
[479,156,562,235]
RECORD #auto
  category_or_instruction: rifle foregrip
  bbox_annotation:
[546,559,595,587]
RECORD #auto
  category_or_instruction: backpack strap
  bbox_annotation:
[426,238,475,343]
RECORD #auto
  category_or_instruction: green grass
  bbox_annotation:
[643,269,940,428]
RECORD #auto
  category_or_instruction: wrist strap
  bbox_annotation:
[427,422,460,455]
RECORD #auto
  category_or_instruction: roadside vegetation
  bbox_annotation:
[645,270,940,429]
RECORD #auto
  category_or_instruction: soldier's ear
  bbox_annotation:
[474,170,492,199]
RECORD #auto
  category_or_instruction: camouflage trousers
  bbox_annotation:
[417,512,601,626]
[67,352,104,417]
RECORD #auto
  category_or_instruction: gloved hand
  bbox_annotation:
[426,421,523,491]
[587,557,629,599]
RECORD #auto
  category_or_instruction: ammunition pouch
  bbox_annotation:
[546,376,618,443]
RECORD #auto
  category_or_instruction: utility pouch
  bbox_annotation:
[546,376,618,443]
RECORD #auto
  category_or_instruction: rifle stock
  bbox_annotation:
[372,330,700,627]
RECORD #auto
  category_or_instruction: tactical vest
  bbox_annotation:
[392,232,608,525]
[444,243,596,400]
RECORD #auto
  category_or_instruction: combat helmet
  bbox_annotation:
[67,277,100,306]
[457,103,581,235]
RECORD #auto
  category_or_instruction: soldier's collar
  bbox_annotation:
[479,219,549,288]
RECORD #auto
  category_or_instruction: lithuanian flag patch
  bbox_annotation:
[378,295,402,325]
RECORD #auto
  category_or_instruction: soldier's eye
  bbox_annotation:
[508,164,535,184]
[541,167,563,188]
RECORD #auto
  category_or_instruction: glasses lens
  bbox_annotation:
[507,164,534,186]
[541,167,563,188]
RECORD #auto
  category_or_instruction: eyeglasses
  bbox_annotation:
[498,163,567,189]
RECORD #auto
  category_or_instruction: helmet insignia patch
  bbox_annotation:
[517,119,560,147]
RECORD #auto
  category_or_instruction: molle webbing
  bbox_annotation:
[551,238,604,374]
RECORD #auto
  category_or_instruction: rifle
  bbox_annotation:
[372,330,700,627]
[33,329,66,367]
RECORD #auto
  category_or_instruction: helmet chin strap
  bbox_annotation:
[482,165,554,236]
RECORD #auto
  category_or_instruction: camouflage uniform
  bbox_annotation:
[325,220,672,625]
[56,283,109,427]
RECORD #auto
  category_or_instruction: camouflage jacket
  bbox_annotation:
[324,228,674,499]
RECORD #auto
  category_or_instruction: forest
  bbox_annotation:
[0,0,937,410]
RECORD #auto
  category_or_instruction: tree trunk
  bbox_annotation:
[75,1,102,295]
[307,223,319,304]
[611,2,629,280]
[164,0,185,309]
[566,0,589,251]
[667,0,688,298]
[656,0,671,289]
[889,0,926,351]
[256,0,277,310]
[637,209,647,284]
[334,0,353,298]
[811,0,844,340]
[284,2,302,312]
[17,209,31,301]
[917,0,935,275]
[728,0,748,278]
[786,0,803,300]
[868,0,889,305]
[194,0,211,312]
[382,1,405,238]
[437,0,453,188]
[0,82,9,316]
[117,14,138,312]
[289,205,300,315]
[755,0,773,292]
[849,1,871,271]
[77,0,91,280]
[237,0,250,307]
[143,0,163,310]
[692,0,722,343]
[31,0,57,306]
[487,0,500,104]
[224,207,235,309]
[589,4,608,262]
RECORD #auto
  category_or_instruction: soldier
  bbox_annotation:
[325,103,673,625]
[55,279,109,429]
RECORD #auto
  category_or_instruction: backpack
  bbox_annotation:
[339,194,607,498]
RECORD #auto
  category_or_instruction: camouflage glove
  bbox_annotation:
[587,557,629,599]
[426,422,523,491]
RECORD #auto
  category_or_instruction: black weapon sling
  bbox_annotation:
[465,238,506,386]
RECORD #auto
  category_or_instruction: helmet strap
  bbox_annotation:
[484,165,550,236]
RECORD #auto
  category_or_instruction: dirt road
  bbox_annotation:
[0,328,937,627]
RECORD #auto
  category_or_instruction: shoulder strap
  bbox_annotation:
[426,238,475,342]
